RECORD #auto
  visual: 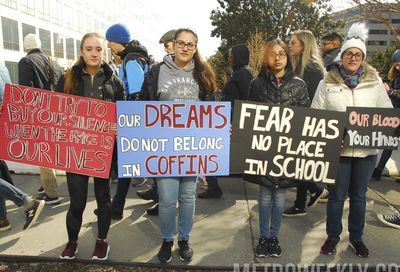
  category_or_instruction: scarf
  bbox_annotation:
[339,65,364,90]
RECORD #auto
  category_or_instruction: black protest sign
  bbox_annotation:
[230,101,346,184]
[344,107,400,150]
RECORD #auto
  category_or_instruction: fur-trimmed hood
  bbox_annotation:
[325,62,379,86]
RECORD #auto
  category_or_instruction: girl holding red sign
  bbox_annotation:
[56,32,125,261]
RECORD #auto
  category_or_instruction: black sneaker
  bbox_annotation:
[147,204,159,216]
[283,206,307,217]
[197,188,223,199]
[349,240,369,258]
[320,238,338,255]
[158,240,173,263]
[255,237,268,257]
[23,200,45,230]
[37,186,45,195]
[136,186,158,202]
[268,236,282,257]
[377,213,400,229]
[36,193,60,205]
[178,240,193,261]
[318,189,329,203]
[308,188,328,207]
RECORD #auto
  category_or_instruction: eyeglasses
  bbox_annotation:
[269,52,287,59]
[343,51,363,61]
[175,40,197,50]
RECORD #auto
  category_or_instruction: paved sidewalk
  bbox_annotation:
[0,174,399,268]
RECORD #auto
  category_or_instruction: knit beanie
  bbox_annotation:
[24,33,41,50]
[392,49,400,63]
[338,22,368,61]
[105,23,131,44]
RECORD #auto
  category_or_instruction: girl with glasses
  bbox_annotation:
[245,39,310,258]
[312,23,393,258]
[140,28,217,263]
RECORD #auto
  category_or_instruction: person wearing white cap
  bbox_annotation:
[18,33,63,205]
[312,22,393,258]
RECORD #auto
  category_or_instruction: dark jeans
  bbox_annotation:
[294,181,322,209]
[326,155,377,242]
[206,176,220,191]
[376,149,393,171]
[111,178,131,215]
[66,172,111,241]
[0,160,14,185]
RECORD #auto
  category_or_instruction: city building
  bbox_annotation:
[332,4,400,55]
[0,0,160,83]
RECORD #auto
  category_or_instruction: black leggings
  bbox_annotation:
[65,172,111,241]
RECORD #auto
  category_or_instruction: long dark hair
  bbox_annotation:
[63,32,105,93]
[174,28,217,99]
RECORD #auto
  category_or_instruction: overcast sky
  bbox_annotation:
[145,0,354,60]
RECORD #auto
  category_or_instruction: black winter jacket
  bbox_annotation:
[55,62,125,102]
[18,49,63,90]
[243,67,310,189]
[222,44,254,104]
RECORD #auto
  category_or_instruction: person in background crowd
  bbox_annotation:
[376,48,400,230]
[372,49,400,182]
[0,178,45,232]
[140,28,217,263]
[57,32,125,261]
[0,68,46,231]
[18,33,63,205]
[0,63,14,187]
[0,63,11,100]
[312,23,393,258]
[136,29,176,216]
[320,32,343,68]
[245,39,309,258]
[197,43,254,199]
[284,30,328,217]
[104,23,149,220]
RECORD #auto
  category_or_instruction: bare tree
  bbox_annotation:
[352,0,400,41]
[246,30,265,77]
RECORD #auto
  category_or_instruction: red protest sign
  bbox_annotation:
[0,84,116,178]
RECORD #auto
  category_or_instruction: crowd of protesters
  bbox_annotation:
[0,21,399,264]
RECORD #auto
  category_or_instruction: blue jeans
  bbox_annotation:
[156,176,197,241]
[259,185,286,238]
[327,155,377,242]
[0,177,27,220]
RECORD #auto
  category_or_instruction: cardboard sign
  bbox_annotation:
[344,107,400,150]
[230,101,346,184]
[0,84,116,178]
[116,101,231,177]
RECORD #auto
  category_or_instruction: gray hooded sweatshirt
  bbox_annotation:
[157,55,199,101]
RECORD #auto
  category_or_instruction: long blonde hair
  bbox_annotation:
[291,30,324,78]
[63,32,105,94]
